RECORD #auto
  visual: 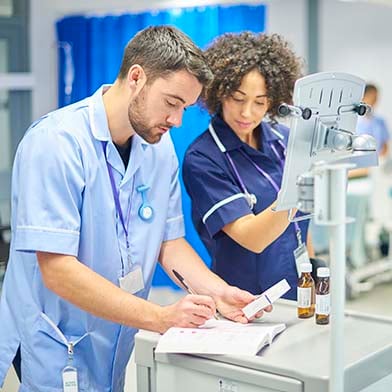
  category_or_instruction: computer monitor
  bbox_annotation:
[275,72,377,212]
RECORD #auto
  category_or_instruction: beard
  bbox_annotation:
[128,87,170,144]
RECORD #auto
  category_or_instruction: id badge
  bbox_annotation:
[62,366,78,392]
[119,266,144,294]
[293,243,310,277]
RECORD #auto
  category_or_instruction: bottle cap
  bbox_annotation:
[317,267,330,277]
[300,263,312,273]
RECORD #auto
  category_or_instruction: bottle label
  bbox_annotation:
[297,287,311,307]
[316,294,330,315]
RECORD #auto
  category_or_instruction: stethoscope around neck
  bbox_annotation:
[208,123,286,210]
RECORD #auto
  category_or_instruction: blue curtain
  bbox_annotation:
[56,5,266,288]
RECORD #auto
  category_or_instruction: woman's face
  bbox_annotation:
[221,69,269,138]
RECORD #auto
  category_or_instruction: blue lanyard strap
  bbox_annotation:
[102,142,130,248]
[270,141,286,170]
[238,148,281,193]
[225,152,248,195]
[228,141,301,237]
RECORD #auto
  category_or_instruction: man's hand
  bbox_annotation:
[214,286,272,323]
[159,294,216,333]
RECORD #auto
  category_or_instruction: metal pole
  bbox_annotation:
[307,0,319,73]
[328,167,347,392]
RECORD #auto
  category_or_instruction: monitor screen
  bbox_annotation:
[276,72,376,211]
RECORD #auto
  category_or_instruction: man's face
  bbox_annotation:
[128,70,203,144]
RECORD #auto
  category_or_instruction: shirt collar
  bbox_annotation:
[211,115,245,152]
[88,84,149,149]
[89,85,112,142]
[211,115,283,152]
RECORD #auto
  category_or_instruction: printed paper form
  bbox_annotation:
[155,319,286,356]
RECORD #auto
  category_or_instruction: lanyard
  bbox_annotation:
[233,143,301,244]
[237,143,283,195]
[102,142,131,268]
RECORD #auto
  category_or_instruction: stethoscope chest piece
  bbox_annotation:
[246,193,258,209]
[136,185,154,222]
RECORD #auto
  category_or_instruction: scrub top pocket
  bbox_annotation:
[22,312,90,391]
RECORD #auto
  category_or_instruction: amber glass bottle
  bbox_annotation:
[315,267,330,325]
[297,263,315,318]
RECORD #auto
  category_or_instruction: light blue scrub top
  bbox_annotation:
[356,114,390,153]
[0,86,185,391]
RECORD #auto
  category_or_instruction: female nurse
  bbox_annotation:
[183,32,314,300]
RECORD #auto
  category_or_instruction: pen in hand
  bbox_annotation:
[172,269,219,320]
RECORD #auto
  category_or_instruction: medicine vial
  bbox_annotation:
[315,267,330,325]
[297,263,315,318]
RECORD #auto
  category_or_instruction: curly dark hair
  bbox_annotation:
[202,32,303,120]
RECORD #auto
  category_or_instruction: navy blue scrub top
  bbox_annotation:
[183,115,309,300]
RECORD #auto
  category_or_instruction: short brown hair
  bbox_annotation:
[202,32,303,120]
[118,25,212,88]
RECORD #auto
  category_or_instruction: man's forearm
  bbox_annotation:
[159,238,227,298]
[37,252,163,332]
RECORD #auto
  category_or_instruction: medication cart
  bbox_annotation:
[134,301,392,392]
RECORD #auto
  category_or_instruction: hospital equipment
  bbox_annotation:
[275,72,377,392]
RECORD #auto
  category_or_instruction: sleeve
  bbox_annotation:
[162,149,185,242]
[356,117,368,134]
[183,149,252,238]
[378,118,390,145]
[13,126,85,256]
